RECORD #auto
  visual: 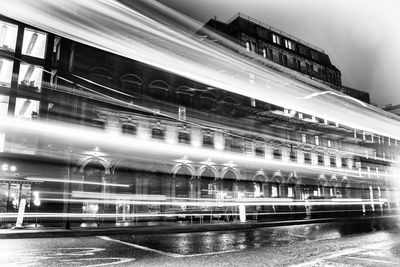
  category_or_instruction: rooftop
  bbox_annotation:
[227,12,325,53]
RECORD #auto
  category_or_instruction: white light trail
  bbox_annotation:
[0,115,379,180]
[25,177,130,188]
[1,0,400,139]
[298,91,367,107]
[40,197,387,207]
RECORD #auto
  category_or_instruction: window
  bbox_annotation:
[301,133,307,143]
[0,21,18,52]
[293,58,300,70]
[122,124,137,135]
[317,154,324,165]
[18,63,43,92]
[268,48,273,59]
[22,28,47,58]
[231,136,244,152]
[271,185,278,197]
[52,36,61,62]
[287,186,294,198]
[278,53,283,64]
[202,131,214,148]
[14,97,39,119]
[341,158,348,168]
[0,94,9,116]
[327,140,332,147]
[330,156,336,167]
[304,152,311,164]
[151,125,165,140]
[298,45,306,55]
[178,131,191,144]
[310,50,319,60]
[245,41,255,52]
[315,136,320,146]
[284,39,294,50]
[272,33,281,45]
[256,27,267,39]
[255,142,265,157]
[306,63,311,74]
[245,41,251,52]
[290,150,297,162]
[224,136,233,151]
[283,55,288,66]
[262,48,267,58]
[273,148,282,159]
[0,57,13,87]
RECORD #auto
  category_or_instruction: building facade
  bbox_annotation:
[0,9,398,225]
[203,13,370,103]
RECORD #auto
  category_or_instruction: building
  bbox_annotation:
[0,2,398,225]
[203,13,370,103]
[383,104,400,116]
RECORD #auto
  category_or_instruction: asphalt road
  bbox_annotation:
[1,219,400,266]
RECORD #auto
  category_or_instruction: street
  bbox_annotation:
[1,219,400,266]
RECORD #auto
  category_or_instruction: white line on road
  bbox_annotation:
[97,236,239,258]
[345,256,399,265]
[97,236,182,258]
[289,240,400,267]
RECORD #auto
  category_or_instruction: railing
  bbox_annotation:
[226,12,325,53]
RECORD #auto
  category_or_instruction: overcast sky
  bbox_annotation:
[157,0,400,108]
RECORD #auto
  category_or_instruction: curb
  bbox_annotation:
[0,216,397,239]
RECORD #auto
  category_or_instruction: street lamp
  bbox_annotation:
[1,163,17,172]
[33,191,41,227]
[1,164,8,171]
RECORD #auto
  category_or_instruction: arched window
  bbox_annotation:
[120,74,142,95]
[149,80,170,100]
[199,91,217,111]
[273,148,282,159]
[175,167,191,198]
[83,161,105,193]
[218,96,239,116]
[221,170,237,198]
[176,86,194,107]
[255,138,265,157]
[90,67,112,86]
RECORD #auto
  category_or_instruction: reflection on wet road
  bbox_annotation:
[0,218,399,266]
[114,218,395,256]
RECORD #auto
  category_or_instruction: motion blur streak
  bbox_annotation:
[25,177,130,188]
[1,0,400,139]
[0,115,390,179]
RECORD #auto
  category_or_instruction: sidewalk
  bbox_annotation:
[1,215,398,239]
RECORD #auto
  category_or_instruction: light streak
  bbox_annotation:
[297,91,367,107]
[25,177,130,188]
[0,115,385,181]
[39,197,387,207]
[0,206,394,220]
[72,191,166,201]
[0,0,400,140]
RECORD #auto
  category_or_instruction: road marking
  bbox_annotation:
[345,256,399,264]
[97,236,182,258]
[79,258,135,267]
[97,236,239,258]
[181,249,238,257]
[290,240,400,267]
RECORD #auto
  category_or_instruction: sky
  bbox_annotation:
[157,0,400,108]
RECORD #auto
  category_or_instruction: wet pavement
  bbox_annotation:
[0,218,399,266]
